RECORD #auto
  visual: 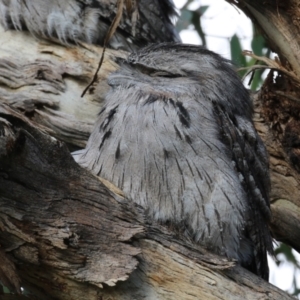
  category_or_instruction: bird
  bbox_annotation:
[0,0,180,50]
[74,42,273,280]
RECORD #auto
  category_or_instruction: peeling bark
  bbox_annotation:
[0,103,293,300]
[0,26,127,148]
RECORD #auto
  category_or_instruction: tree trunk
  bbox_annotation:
[0,1,299,299]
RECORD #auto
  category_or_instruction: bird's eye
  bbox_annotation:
[130,63,181,78]
[150,71,181,78]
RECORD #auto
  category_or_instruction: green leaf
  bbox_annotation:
[182,0,194,10]
[230,34,247,80]
[176,9,193,31]
[251,34,265,56]
[275,243,299,265]
[198,5,209,15]
[191,10,206,46]
[230,34,246,67]
[249,48,271,90]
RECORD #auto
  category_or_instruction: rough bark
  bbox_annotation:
[0,26,127,149]
[0,103,293,300]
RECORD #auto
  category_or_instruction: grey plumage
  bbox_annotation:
[0,0,180,50]
[75,43,273,280]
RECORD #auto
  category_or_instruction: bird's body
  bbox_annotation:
[75,43,273,279]
[0,0,179,50]
[0,0,272,282]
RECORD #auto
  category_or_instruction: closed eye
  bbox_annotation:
[150,71,182,78]
[127,62,182,78]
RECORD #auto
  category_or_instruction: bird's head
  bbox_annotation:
[126,42,233,79]
[109,43,238,90]
[107,43,251,116]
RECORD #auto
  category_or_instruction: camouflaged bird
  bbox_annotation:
[74,43,273,280]
[0,0,180,50]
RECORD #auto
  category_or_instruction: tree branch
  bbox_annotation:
[0,103,293,300]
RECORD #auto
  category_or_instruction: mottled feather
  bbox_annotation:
[75,43,273,279]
